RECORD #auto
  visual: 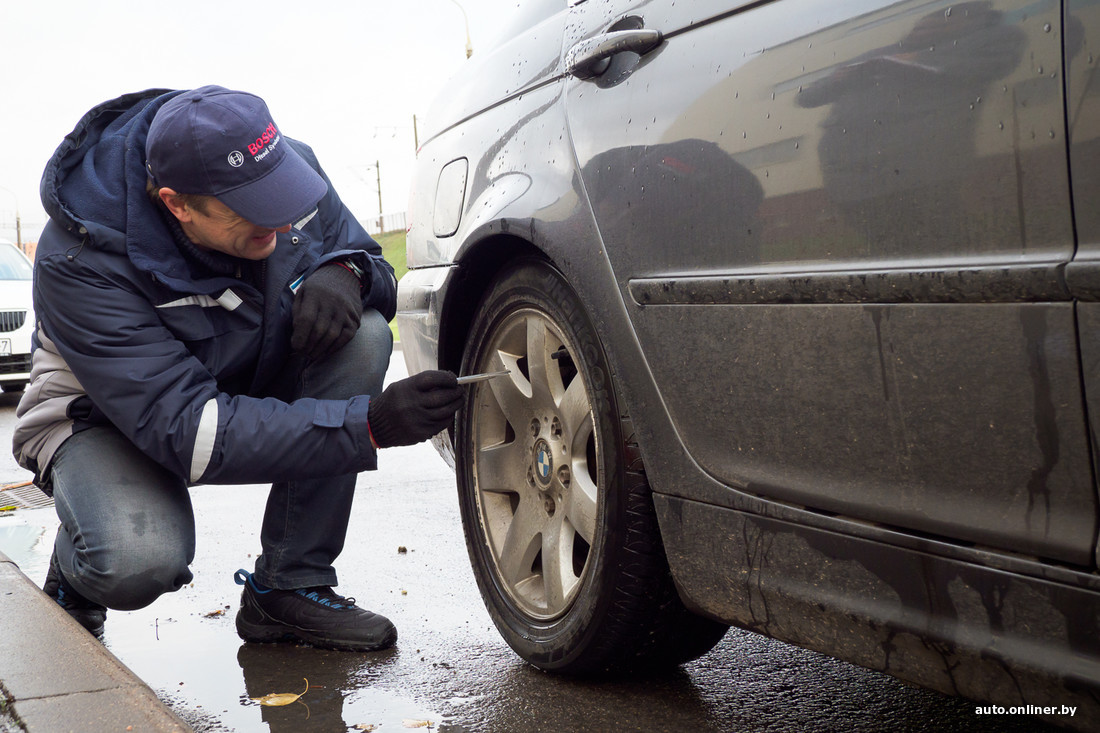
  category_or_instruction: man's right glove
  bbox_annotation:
[368,370,464,449]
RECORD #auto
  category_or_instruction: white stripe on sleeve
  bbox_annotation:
[190,398,219,482]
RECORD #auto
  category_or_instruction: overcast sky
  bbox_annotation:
[0,0,508,244]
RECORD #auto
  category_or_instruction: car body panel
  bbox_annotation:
[1066,2,1100,568]
[1067,0,1100,266]
[564,0,1094,564]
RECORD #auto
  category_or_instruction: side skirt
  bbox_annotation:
[654,494,1100,730]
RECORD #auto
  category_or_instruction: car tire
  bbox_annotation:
[456,258,728,675]
[0,382,25,394]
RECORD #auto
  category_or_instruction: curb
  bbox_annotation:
[0,551,190,732]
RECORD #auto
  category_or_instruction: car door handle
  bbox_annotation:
[566,29,663,79]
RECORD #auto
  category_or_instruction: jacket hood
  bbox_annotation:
[39,88,215,286]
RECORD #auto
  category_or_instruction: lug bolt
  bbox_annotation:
[557,466,570,489]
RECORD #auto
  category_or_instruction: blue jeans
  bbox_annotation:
[49,309,393,610]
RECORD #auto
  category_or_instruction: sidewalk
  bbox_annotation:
[0,550,190,732]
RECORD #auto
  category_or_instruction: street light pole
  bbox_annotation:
[449,0,474,58]
[374,160,384,234]
[0,185,22,250]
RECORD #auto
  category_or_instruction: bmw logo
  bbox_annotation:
[534,439,553,486]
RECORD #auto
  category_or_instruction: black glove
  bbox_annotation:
[291,262,362,362]
[369,370,464,448]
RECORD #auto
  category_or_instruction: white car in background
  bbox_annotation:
[0,239,34,393]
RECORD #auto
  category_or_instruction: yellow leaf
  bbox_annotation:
[251,678,309,706]
[403,720,433,729]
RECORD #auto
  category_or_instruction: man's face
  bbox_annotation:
[169,194,291,260]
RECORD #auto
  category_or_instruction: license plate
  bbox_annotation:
[0,339,9,356]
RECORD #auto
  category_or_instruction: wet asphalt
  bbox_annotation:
[0,354,1065,732]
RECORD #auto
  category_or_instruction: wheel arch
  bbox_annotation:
[437,230,554,379]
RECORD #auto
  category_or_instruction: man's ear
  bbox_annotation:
[158,188,193,222]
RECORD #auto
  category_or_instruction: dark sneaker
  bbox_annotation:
[233,569,397,652]
[43,553,106,638]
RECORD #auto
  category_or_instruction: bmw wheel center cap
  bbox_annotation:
[534,439,554,487]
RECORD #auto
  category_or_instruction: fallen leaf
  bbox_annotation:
[203,609,225,618]
[403,719,434,729]
[251,678,309,706]
[353,725,377,731]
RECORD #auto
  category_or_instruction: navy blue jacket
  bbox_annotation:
[13,89,397,485]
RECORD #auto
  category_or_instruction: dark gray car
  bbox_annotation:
[397,1,1100,728]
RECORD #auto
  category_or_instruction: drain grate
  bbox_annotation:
[0,482,54,510]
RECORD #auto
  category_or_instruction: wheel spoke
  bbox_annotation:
[563,471,598,546]
[484,374,530,434]
[526,316,562,405]
[498,495,545,587]
[475,439,528,492]
[559,375,592,438]
[541,513,577,611]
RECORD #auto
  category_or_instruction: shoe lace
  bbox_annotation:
[295,586,358,610]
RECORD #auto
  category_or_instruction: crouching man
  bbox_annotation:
[12,86,462,651]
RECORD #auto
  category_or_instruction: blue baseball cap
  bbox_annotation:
[145,86,327,228]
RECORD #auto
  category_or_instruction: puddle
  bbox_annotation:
[0,485,469,733]
[0,507,58,581]
[105,592,455,732]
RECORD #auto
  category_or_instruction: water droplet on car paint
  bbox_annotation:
[1043,23,1052,32]
[945,6,952,17]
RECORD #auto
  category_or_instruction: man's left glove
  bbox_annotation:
[291,262,363,362]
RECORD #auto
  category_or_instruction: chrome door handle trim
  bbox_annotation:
[566,29,663,79]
